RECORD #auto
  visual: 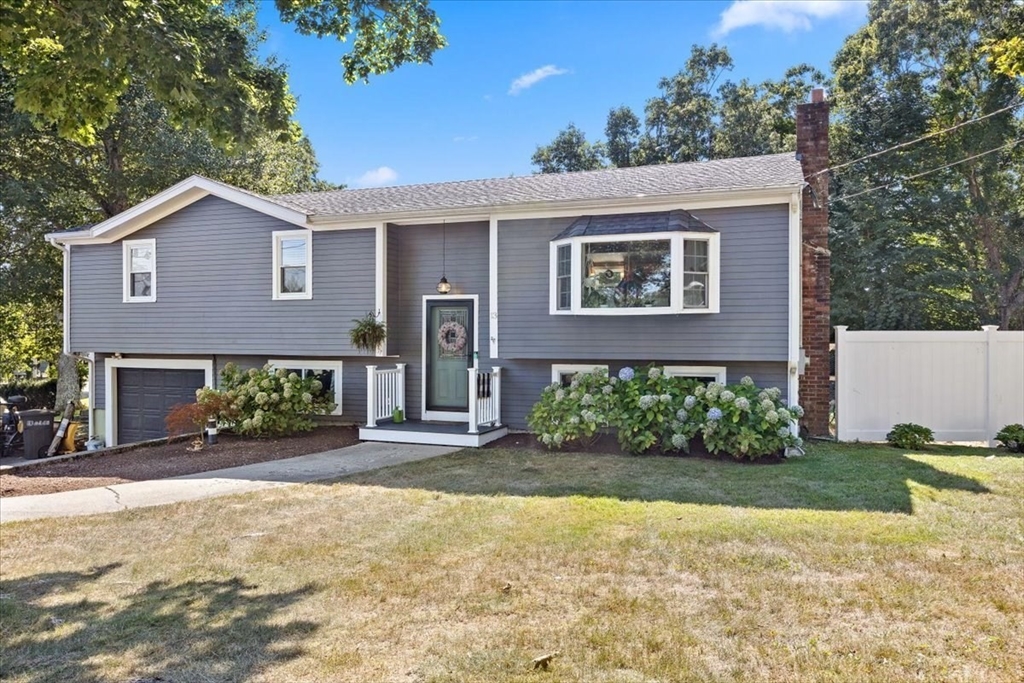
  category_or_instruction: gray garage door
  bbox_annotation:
[116,368,206,444]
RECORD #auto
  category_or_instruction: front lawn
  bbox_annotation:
[1,442,1021,682]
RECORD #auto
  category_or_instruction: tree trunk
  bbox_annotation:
[53,353,80,413]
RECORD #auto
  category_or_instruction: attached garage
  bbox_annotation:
[105,359,214,446]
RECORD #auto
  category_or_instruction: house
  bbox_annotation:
[46,92,830,448]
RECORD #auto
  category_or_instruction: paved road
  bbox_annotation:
[0,442,458,523]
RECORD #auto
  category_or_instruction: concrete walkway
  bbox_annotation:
[0,442,459,523]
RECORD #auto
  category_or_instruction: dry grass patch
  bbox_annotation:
[1,442,1022,682]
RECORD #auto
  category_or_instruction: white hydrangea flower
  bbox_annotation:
[302,392,313,403]
[707,381,724,393]
[553,433,564,446]
[311,379,323,392]
[683,395,697,410]
[777,426,791,438]
[254,409,264,418]
[758,390,769,401]
[791,405,805,418]
[256,391,269,405]
[609,376,618,385]
[765,410,779,424]
[735,397,751,411]
[283,387,293,399]
[242,418,252,430]
[777,408,792,422]
[767,387,782,400]
[270,392,280,403]
[248,368,259,378]
[541,434,552,445]
[581,393,595,406]
[582,410,597,423]
[660,394,672,403]
[569,391,579,400]
[602,385,614,395]
[720,390,735,403]
[555,389,565,401]
[569,415,580,425]
[794,436,804,447]
[649,367,662,379]
[676,409,689,422]
[249,386,260,397]
[760,399,774,412]
[638,395,657,409]
[671,433,687,449]
[288,372,299,381]
[694,385,706,397]
[741,376,755,387]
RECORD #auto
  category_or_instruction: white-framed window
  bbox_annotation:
[550,231,720,315]
[663,366,727,385]
[122,238,156,302]
[551,363,609,387]
[272,230,312,300]
[268,359,343,415]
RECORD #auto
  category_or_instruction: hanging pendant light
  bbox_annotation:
[437,220,452,293]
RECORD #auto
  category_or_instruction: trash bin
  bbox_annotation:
[18,410,55,459]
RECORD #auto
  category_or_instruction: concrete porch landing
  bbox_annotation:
[359,419,507,448]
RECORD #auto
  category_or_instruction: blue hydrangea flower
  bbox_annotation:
[676,408,689,422]
[638,395,657,409]
[683,395,697,410]
[720,390,735,403]
[671,433,688,449]
[618,367,635,382]
[740,376,755,387]
[735,397,751,411]
[707,407,723,421]
[765,410,779,424]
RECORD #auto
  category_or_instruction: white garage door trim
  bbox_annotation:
[105,357,215,446]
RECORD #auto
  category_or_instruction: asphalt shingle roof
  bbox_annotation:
[273,152,804,218]
[552,209,716,241]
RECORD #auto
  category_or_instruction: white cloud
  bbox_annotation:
[712,0,867,38]
[355,166,398,188]
[508,65,570,95]
[453,135,478,143]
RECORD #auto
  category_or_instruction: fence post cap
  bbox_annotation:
[980,325,999,332]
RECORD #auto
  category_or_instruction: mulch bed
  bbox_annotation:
[485,431,785,464]
[0,426,360,498]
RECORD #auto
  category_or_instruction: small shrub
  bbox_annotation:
[165,403,210,439]
[693,378,801,460]
[0,378,58,409]
[886,423,934,450]
[527,368,614,449]
[994,424,1024,453]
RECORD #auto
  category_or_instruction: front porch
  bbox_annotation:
[358,364,508,447]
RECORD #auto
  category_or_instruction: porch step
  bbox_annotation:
[359,419,507,448]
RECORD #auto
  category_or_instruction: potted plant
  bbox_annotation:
[350,312,387,354]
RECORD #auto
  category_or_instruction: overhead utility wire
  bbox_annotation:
[833,137,1022,202]
[807,100,1024,178]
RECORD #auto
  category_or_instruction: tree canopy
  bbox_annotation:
[0,0,446,149]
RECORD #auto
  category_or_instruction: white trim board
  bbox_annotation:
[104,357,215,447]
[551,364,609,384]
[421,295,479,422]
[663,366,728,384]
[47,175,308,244]
[787,190,802,433]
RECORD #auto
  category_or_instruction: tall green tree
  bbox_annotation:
[531,124,607,173]
[830,0,1023,330]
[0,0,446,149]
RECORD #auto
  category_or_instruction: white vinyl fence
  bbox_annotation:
[835,325,1024,445]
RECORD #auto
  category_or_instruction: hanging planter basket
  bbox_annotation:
[350,313,388,353]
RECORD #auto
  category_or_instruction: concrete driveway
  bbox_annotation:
[0,442,458,523]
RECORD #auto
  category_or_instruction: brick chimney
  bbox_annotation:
[796,88,830,437]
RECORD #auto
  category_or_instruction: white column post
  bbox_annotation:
[833,326,848,441]
[366,365,377,427]
[982,325,999,447]
[492,366,502,427]
[468,367,479,434]
[396,363,407,415]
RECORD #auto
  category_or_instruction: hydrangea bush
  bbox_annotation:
[196,363,335,437]
[527,367,615,448]
[527,367,802,460]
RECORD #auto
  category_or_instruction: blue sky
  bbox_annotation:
[258,1,868,187]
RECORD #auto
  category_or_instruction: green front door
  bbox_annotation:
[426,300,473,413]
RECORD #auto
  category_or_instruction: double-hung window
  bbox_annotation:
[550,226,720,316]
[123,238,156,302]
[268,359,343,415]
[272,230,313,300]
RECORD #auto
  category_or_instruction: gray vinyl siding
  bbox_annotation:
[93,355,106,410]
[384,221,491,419]
[497,205,790,362]
[498,359,790,430]
[68,196,376,356]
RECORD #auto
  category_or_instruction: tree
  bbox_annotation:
[531,124,607,173]
[830,0,1023,330]
[0,77,337,381]
[604,106,641,168]
[0,0,446,149]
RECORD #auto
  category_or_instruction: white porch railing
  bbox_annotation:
[468,366,502,434]
[366,363,406,427]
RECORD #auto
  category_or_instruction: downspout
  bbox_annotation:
[47,237,95,438]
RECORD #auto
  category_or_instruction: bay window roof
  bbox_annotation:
[551,209,716,241]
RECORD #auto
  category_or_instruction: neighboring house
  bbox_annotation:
[47,92,830,448]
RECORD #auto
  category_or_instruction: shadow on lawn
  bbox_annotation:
[0,563,317,683]
[333,443,993,514]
